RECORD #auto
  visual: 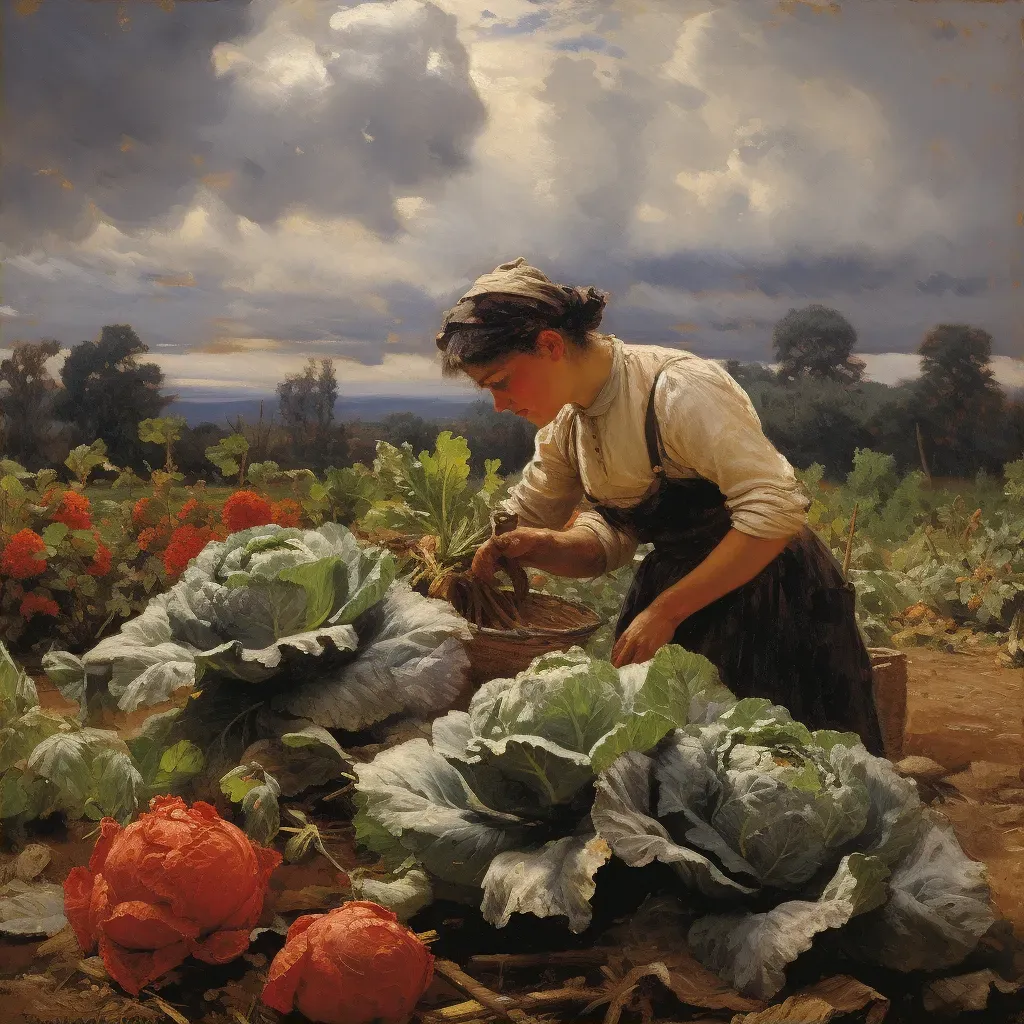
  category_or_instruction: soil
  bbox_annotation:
[1,648,1022,1023]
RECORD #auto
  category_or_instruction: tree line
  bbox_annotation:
[1,310,1019,482]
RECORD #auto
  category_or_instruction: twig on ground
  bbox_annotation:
[468,950,613,970]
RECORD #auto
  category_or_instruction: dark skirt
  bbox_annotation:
[615,525,886,756]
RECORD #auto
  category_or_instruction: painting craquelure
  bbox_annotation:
[0,1,1022,1023]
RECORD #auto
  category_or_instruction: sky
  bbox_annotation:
[1,0,1021,400]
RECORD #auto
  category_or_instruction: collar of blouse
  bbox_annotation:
[568,335,625,420]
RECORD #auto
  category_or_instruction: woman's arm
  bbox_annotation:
[610,528,794,667]
[471,525,607,581]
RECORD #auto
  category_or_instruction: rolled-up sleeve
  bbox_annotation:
[503,417,638,573]
[658,364,809,539]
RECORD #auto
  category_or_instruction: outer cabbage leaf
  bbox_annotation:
[839,815,994,972]
[353,738,531,889]
[275,584,471,730]
[688,853,891,999]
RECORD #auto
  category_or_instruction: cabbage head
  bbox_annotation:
[592,698,994,999]
[352,645,735,932]
[43,525,472,775]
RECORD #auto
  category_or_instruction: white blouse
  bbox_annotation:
[503,337,809,572]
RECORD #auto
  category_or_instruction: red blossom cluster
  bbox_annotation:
[1,529,48,579]
[222,490,274,533]
[51,490,93,530]
[19,592,59,619]
[163,524,218,578]
[87,535,114,577]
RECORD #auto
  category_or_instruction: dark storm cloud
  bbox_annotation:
[630,251,909,298]
[3,0,487,248]
[2,0,253,252]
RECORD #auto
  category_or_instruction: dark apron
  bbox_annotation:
[577,369,885,756]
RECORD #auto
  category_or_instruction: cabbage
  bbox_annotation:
[43,525,472,780]
[592,699,994,998]
[352,645,734,932]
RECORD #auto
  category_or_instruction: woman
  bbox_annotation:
[436,258,884,754]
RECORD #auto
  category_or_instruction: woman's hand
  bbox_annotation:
[471,525,607,581]
[610,602,680,668]
[471,528,555,584]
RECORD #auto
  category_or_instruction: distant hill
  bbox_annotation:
[166,394,481,427]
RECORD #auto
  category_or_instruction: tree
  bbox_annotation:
[276,357,344,468]
[0,339,61,467]
[772,305,864,383]
[54,324,170,467]
[912,323,1009,476]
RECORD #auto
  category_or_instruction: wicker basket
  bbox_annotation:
[868,647,908,762]
[464,592,603,686]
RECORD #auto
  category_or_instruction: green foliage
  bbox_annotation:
[138,416,187,473]
[205,433,250,483]
[65,440,108,487]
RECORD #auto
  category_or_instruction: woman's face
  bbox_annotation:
[463,332,574,427]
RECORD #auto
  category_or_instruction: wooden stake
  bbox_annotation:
[916,422,932,483]
[842,503,859,581]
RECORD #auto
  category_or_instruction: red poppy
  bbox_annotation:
[19,592,59,620]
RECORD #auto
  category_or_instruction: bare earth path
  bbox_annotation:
[901,648,1024,936]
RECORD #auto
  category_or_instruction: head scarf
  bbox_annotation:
[435,258,606,371]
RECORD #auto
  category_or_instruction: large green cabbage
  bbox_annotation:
[592,699,994,998]
[43,525,472,775]
[352,645,733,932]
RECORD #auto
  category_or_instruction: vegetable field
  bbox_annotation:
[1,435,1023,1024]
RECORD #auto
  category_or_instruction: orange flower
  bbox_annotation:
[19,591,59,620]
[51,490,92,530]
[262,902,434,1024]
[271,499,302,528]
[1,529,48,579]
[163,524,216,578]
[64,797,281,996]
[176,498,199,522]
[131,497,152,528]
[87,537,113,577]
[222,490,274,533]
[136,527,161,552]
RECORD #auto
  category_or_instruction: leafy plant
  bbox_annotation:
[45,524,473,781]
[206,433,250,485]
[64,440,109,488]
[138,416,187,473]
[352,645,735,932]
[0,642,201,826]
[592,698,994,999]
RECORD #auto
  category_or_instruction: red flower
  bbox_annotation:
[64,796,281,996]
[222,490,274,533]
[176,498,199,522]
[163,524,216,578]
[136,527,161,552]
[52,491,92,530]
[19,591,59,620]
[270,499,302,528]
[87,536,113,577]
[1,529,48,579]
[262,902,434,1024]
[131,498,153,528]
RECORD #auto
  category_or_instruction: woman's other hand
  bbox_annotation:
[610,602,680,667]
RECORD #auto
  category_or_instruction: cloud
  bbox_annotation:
[2,0,252,252]
[3,0,486,248]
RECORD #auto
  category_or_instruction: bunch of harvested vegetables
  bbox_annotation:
[423,511,531,629]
